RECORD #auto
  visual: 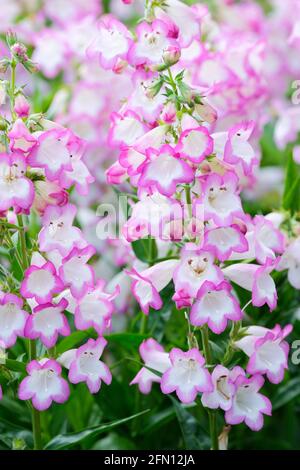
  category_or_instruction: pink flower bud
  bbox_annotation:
[161,102,177,123]
[14,95,30,118]
[162,44,181,67]
[11,42,28,61]
[194,100,218,124]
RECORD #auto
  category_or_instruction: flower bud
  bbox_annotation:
[218,426,231,450]
[145,77,164,99]
[6,30,17,48]
[0,81,7,106]
[14,94,30,118]
[194,100,218,124]
[22,59,39,74]
[161,102,177,123]
[11,42,28,61]
[162,44,181,67]
[0,116,8,131]
[0,58,10,74]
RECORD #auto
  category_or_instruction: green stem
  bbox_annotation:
[185,185,192,218]
[3,232,24,272]
[17,215,29,270]
[200,325,219,450]
[10,60,17,121]
[167,67,177,94]
[17,214,42,450]
[208,411,219,451]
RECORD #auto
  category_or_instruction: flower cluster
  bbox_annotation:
[0,33,115,411]
[93,0,295,442]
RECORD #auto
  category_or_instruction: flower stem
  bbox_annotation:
[185,185,192,218]
[10,60,17,121]
[200,325,219,450]
[17,214,42,450]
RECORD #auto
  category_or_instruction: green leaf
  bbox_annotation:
[272,377,300,410]
[106,333,148,351]
[56,330,96,354]
[4,359,26,374]
[169,397,209,450]
[143,407,175,434]
[44,409,150,450]
[92,433,137,450]
[131,237,157,264]
[57,331,147,356]
[282,147,300,213]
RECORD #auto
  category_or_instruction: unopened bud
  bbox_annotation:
[0,58,10,74]
[162,44,181,67]
[12,438,26,450]
[22,59,39,74]
[194,100,218,124]
[14,94,30,118]
[177,81,202,105]
[0,116,8,131]
[11,42,28,61]
[218,425,231,450]
[145,77,164,99]
[6,30,17,48]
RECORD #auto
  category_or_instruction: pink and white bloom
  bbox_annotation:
[203,225,248,262]
[139,145,194,197]
[24,299,70,348]
[0,294,28,348]
[0,152,34,213]
[161,348,213,404]
[68,338,112,393]
[130,338,171,394]
[87,15,133,70]
[190,281,242,334]
[202,365,242,411]
[126,260,179,315]
[38,204,86,256]
[175,127,213,164]
[8,120,37,153]
[108,110,145,148]
[122,192,182,242]
[74,281,117,334]
[18,359,70,411]
[235,324,292,384]
[59,157,94,196]
[20,260,64,304]
[28,128,82,181]
[252,259,278,311]
[225,373,272,431]
[252,215,285,264]
[33,180,68,215]
[173,245,223,298]
[155,0,201,48]
[128,20,179,67]
[59,245,96,299]
[223,121,257,175]
[277,238,300,289]
[200,172,244,226]
[223,259,278,311]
